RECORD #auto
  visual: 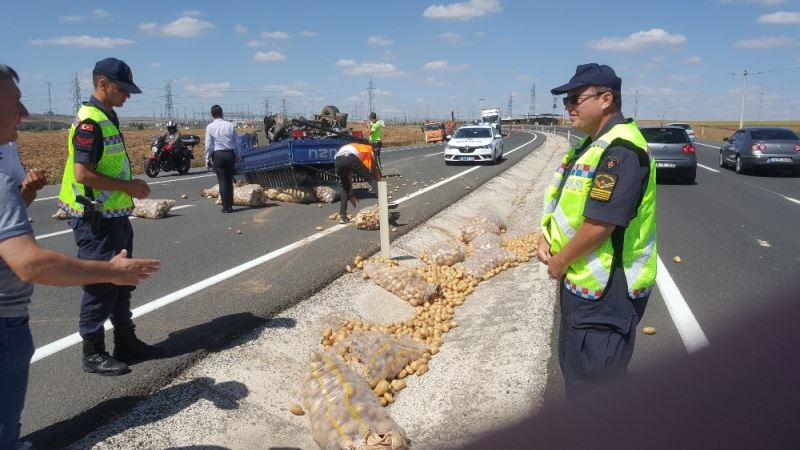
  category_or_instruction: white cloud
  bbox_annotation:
[62,9,110,21]
[260,84,289,91]
[336,59,405,77]
[248,40,265,47]
[261,31,289,39]
[670,75,700,82]
[151,62,161,68]
[735,36,796,48]
[684,56,701,64]
[184,82,231,98]
[423,60,469,72]
[440,32,464,44]
[29,35,135,48]
[372,88,392,96]
[475,31,487,37]
[141,17,214,38]
[61,15,84,22]
[253,51,287,62]
[344,96,361,102]
[416,98,424,103]
[299,30,318,37]
[423,0,501,21]
[422,77,448,87]
[162,17,215,38]
[93,9,110,18]
[587,28,686,51]
[182,10,203,17]
[294,80,311,88]
[235,24,248,34]
[758,11,800,24]
[282,89,304,97]
[367,35,393,46]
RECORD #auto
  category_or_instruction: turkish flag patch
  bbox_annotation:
[79,123,95,132]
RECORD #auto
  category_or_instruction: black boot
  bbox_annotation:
[82,336,130,376]
[113,323,164,362]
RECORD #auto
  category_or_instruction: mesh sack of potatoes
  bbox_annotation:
[334,331,427,388]
[201,184,219,198]
[460,221,501,243]
[52,208,70,220]
[420,242,466,266]
[363,261,438,306]
[301,350,409,450]
[275,186,318,203]
[263,188,281,201]
[132,199,176,219]
[470,211,507,232]
[233,184,265,206]
[313,185,341,203]
[471,232,503,251]
[461,247,518,279]
[355,205,380,230]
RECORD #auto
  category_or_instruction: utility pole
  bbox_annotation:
[634,90,640,122]
[507,92,513,119]
[529,83,536,118]
[732,69,764,129]
[47,82,53,130]
[367,78,375,115]
[164,81,174,122]
[72,73,81,115]
[757,90,764,125]
[478,98,485,111]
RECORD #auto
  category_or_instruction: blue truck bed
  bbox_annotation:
[239,137,352,188]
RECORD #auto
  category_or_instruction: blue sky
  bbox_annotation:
[3,0,800,122]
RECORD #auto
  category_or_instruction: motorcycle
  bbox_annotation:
[145,134,199,178]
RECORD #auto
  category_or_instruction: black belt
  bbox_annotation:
[215,149,234,152]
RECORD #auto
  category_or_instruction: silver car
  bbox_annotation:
[639,126,697,184]
[719,127,800,175]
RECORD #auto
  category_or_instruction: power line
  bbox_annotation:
[71,73,81,115]
[164,81,174,121]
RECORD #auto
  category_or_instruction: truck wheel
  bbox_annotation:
[321,105,339,116]
[145,160,160,178]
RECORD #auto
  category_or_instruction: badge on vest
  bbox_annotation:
[589,172,617,202]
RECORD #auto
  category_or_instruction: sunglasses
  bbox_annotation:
[562,92,604,107]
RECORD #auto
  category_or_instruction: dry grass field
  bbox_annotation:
[637,120,800,142]
[15,124,427,183]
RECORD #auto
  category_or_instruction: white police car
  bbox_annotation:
[444,125,503,165]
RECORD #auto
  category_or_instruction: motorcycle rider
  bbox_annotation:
[159,120,184,149]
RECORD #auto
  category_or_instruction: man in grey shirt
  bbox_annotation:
[0,64,161,450]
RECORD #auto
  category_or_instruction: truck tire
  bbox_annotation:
[321,105,339,116]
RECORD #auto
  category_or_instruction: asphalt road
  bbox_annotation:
[21,132,543,447]
[550,127,800,373]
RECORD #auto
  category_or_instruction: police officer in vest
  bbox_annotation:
[59,58,163,376]
[537,64,657,399]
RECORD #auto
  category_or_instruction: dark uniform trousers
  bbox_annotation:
[334,153,378,217]
[212,150,236,210]
[558,267,648,400]
[69,216,134,339]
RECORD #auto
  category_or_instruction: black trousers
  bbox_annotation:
[558,267,648,400]
[69,216,135,339]
[334,154,377,217]
[212,150,236,210]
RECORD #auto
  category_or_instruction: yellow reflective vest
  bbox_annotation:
[541,120,657,300]
[58,103,133,218]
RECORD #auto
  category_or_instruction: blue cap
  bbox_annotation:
[92,58,142,94]
[550,63,621,95]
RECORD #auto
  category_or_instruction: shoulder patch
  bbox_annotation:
[604,155,619,171]
[79,123,95,132]
[589,172,618,202]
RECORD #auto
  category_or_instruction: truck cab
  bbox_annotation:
[422,122,446,143]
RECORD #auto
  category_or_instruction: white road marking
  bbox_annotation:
[782,195,800,205]
[423,151,444,158]
[656,257,710,353]
[31,133,540,363]
[34,205,195,240]
[694,142,719,149]
[697,164,720,173]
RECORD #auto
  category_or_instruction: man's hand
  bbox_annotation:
[536,235,551,265]
[206,158,213,170]
[108,250,161,286]
[21,169,47,205]
[126,179,151,199]
[546,254,568,280]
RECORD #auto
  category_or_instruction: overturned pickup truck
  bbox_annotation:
[239,105,371,188]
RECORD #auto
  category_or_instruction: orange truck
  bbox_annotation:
[422,122,446,143]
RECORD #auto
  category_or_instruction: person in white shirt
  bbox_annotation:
[204,105,240,213]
